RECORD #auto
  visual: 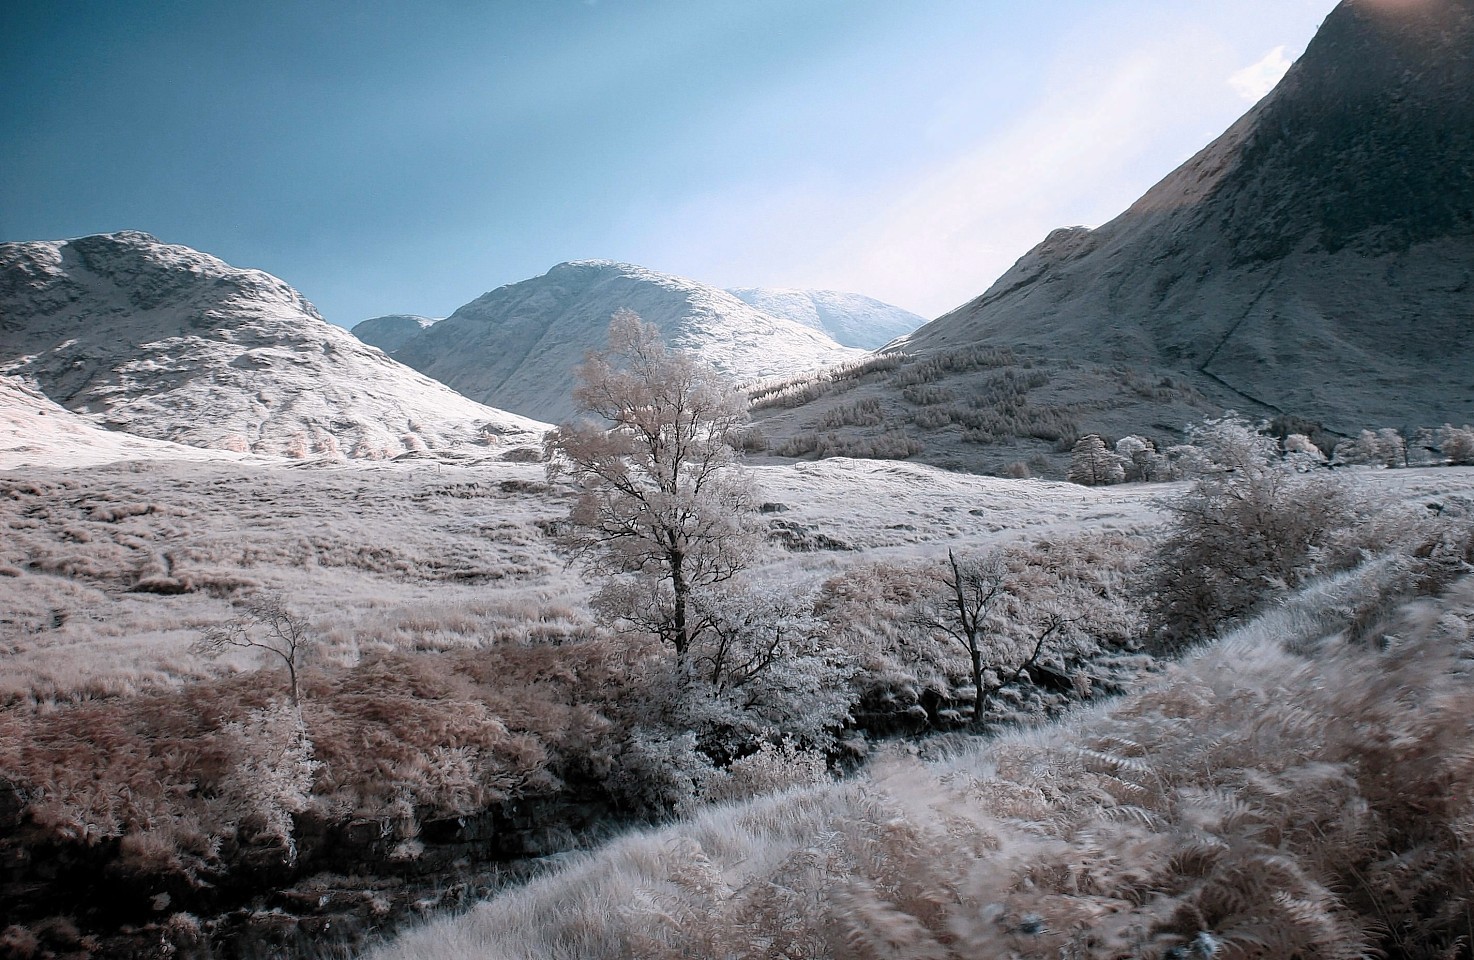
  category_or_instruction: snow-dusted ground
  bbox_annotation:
[6,428,1471,705]
[0,376,261,470]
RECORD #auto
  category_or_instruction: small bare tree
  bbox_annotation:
[914,549,1076,727]
[545,310,761,657]
[194,592,314,709]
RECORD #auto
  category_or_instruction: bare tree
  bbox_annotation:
[914,549,1075,727]
[545,310,760,657]
[194,592,313,709]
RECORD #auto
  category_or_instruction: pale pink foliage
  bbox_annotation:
[545,310,761,655]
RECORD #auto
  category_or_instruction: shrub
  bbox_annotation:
[1439,424,1474,465]
[1147,416,1360,648]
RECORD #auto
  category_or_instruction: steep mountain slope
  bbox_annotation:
[393,260,863,423]
[0,232,545,458]
[900,0,1474,435]
[725,288,926,349]
[352,314,439,353]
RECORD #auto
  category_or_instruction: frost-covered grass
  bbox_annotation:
[4,450,1474,956]
[368,566,1474,960]
[0,454,1181,706]
[0,459,569,705]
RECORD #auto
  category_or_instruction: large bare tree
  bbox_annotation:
[545,310,760,657]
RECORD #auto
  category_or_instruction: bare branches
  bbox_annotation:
[913,547,1085,728]
[194,592,314,708]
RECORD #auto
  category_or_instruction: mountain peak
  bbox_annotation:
[900,0,1474,434]
[0,234,544,458]
[392,263,864,423]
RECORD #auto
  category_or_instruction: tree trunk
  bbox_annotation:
[970,647,986,727]
[670,547,690,657]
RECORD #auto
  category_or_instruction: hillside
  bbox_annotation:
[725,287,926,349]
[0,374,255,470]
[0,232,545,459]
[901,0,1474,434]
[391,260,863,424]
[751,0,1474,476]
[351,314,439,353]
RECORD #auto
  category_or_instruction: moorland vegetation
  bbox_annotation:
[2,321,1473,958]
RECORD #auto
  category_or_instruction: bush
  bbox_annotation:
[1067,434,1125,486]
[1147,416,1360,648]
[1439,424,1474,465]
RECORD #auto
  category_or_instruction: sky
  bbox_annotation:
[1,0,1338,326]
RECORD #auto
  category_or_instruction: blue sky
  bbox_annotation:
[1,0,1336,325]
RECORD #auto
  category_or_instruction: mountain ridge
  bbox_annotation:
[724,287,925,350]
[898,0,1474,434]
[0,232,546,459]
[390,259,866,423]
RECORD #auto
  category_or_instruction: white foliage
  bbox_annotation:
[217,703,319,864]
[546,310,763,655]
[1068,434,1125,486]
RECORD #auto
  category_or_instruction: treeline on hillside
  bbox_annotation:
[1066,417,1474,487]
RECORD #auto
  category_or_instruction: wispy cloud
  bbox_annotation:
[1229,45,1293,101]
[624,9,1327,320]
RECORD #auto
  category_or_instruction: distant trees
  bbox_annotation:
[1333,428,1408,468]
[545,310,761,658]
[1439,424,1474,465]
[1068,434,1125,486]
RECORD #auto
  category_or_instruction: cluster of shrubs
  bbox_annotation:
[761,358,1076,463]
[769,430,926,460]
[746,353,904,410]
[392,573,1474,960]
[1067,420,1474,489]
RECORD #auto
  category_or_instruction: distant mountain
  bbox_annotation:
[899,0,1474,435]
[725,288,925,350]
[0,232,545,459]
[393,260,864,423]
[352,314,439,353]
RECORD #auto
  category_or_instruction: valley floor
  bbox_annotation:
[3,449,1472,958]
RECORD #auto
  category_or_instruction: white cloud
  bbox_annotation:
[1229,45,1294,101]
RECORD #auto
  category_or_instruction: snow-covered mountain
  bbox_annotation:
[725,288,925,350]
[0,232,546,459]
[392,260,865,423]
[352,314,439,353]
[896,0,1474,435]
[0,374,256,470]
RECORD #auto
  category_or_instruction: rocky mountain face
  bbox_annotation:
[351,314,439,353]
[725,288,926,350]
[899,0,1474,436]
[0,232,545,459]
[390,260,864,424]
